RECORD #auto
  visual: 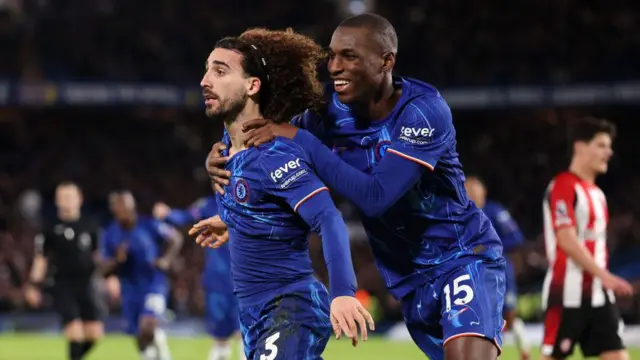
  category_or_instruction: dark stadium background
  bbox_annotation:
[1,0,639,353]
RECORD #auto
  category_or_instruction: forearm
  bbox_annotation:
[318,210,357,298]
[100,259,120,277]
[297,193,357,298]
[161,235,184,262]
[165,209,197,227]
[294,129,423,217]
[28,255,47,284]
[557,228,608,279]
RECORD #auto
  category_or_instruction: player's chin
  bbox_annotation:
[204,108,219,118]
[597,164,609,174]
[335,91,357,105]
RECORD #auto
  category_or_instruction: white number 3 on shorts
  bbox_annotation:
[144,294,166,315]
[260,332,281,360]
[443,274,475,312]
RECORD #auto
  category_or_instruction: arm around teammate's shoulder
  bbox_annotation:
[290,96,453,217]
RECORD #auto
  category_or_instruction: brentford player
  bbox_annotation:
[541,117,634,360]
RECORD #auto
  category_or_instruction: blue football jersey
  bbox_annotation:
[482,200,524,253]
[164,196,218,227]
[163,196,231,292]
[101,216,172,294]
[291,77,503,299]
[216,137,354,306]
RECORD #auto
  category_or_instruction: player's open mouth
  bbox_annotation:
[333,79,351,92]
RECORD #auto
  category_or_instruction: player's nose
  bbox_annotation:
[200,73,211,89]
[327,58,344,76]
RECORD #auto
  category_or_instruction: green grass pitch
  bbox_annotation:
[1,334,639,359]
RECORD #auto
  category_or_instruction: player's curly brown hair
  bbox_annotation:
[214,28,325,123]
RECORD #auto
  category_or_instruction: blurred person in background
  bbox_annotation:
[465,175,530,360]
[153,197,243,360]
[0,233,26,311]
[101,190,183,360]
[24,182,104,360]
[541,117,633,360]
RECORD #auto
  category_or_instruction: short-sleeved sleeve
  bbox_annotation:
[387,95,454,170]
[259,143,328,212]
[151,220,175,244]
[487,202,524,251]
[548,175,577,231]
[100,227,115,260]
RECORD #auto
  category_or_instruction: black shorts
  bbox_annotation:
[52,278,105,326]
[542,298,625,358]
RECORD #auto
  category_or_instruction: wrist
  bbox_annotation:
[330,286,356,300]
[597,269,612,279]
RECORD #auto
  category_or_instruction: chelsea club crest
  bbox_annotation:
[375,140,392,161]
[234,179,250,203]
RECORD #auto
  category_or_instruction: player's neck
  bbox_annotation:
[569,160,596,183]
[225,104,262,156]
[58,211,80,222]
[121,215,136,229]
[352,76,400,121]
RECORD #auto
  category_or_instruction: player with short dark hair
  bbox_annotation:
[190,28,374,359]
[153,197,243,360]
[541,117,633,360]
[25,182,104,360]
[465,176,530,360]
[207,13,506,360]
[101,190,183,360]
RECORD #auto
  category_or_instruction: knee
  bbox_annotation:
[138,318,157,343]
[444,336,498,360]
[64,320,84,341]
[84,321,104,341]
[600,349,631,360]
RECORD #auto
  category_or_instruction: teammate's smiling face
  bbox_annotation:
[328,26,389,104]
[201,48,259,120]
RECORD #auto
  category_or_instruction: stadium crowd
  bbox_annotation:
[0,0,639,326]
[0,105,639,323]
[0,0,638,86]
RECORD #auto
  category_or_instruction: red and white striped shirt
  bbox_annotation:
[542,171,613,308]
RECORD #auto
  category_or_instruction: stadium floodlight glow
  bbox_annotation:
[348,0,367,15]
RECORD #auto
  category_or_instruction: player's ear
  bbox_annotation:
[246,77,261,97]
[381,52,395,73]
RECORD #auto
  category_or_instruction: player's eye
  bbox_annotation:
[215,69,225,76]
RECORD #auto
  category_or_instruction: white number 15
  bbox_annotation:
[443,274,475,312]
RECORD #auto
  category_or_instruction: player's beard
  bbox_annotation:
[205,89,249,124]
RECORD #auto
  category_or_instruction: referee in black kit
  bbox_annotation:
[25,182,104,360]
